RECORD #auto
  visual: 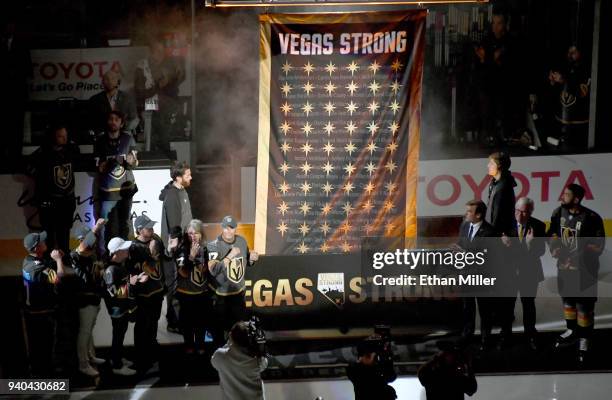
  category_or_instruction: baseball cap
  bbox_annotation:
[107,237,132,255]
[74,225,97,249]
[23,231,47,251]
[134,214,157,231]
[221,215,237,229]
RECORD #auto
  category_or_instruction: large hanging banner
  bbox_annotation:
[256,11,426,255]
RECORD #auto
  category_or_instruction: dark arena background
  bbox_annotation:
[1,0,612,399]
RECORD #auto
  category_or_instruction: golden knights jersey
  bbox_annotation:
[549,205,605,297]
[22,255,59,313]
[128,238,165,297]
[70,250,104,307]
[207,235,250,296]
[94,132,137,201]
[28,143,79,200]
[175,242,209,296]
[103,262,137,318]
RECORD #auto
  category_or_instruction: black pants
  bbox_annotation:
[162,260,180,328]
[134,294,163,369]
[490,297,515,337]
[463,297,494,338]
[54,298,79,373]
[111,316,130,369]
[98,196,133,253]
[24,311,56,378]
[151,111,171,156]
[38,196,76,253]
[212,292,247,349]
[177,293,213,351]
[514,280,539,335]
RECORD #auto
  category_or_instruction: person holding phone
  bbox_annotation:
[93,110,139,255]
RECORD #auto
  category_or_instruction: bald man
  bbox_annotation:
[89,69,138,134]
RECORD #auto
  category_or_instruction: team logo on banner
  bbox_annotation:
[54,163,72,189]
[255,11,425,255]
[317,273,345,308]
[228,257,245,284]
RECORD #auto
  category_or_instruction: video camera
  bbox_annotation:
[245,316,267,358]
[357,325,394,365]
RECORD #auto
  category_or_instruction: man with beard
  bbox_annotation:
[94,111,138,254]
[548,184,605,364]
[27,124,80,253]
[159,161,193,333]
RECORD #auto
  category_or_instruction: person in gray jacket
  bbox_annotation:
[211,321,268,400]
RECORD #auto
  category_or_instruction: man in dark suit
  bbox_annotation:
[88,70,139,134]
[454,200,497,349]
[501,197,546,350]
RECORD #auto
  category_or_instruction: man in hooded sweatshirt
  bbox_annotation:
[159,161,192,333]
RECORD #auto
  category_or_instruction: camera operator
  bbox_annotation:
[418,342,477,400]
[211,320,268,400]
[347,334,397,400]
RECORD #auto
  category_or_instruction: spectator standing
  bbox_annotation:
[70,220,106,377]
[159,161,193,333]
[27,124,80,254]
[88,69,138,135]
[94,111,138,253]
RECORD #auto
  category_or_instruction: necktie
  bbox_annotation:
[468,224,474,241]
[518,224,524,242]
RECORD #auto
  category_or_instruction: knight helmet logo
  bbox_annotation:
[110,164,126,180]
[561,226,579,252]
[560,90,576,108]
[227,257,245,284]
[142,261,161,280]
[191,264,205,286]
[54,163,72,189]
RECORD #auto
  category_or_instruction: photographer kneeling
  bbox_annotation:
[417,341,477,400]
[211,319,268,400]
[347,334,397,400]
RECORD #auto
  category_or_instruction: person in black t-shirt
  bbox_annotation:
[27,124,80,253]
